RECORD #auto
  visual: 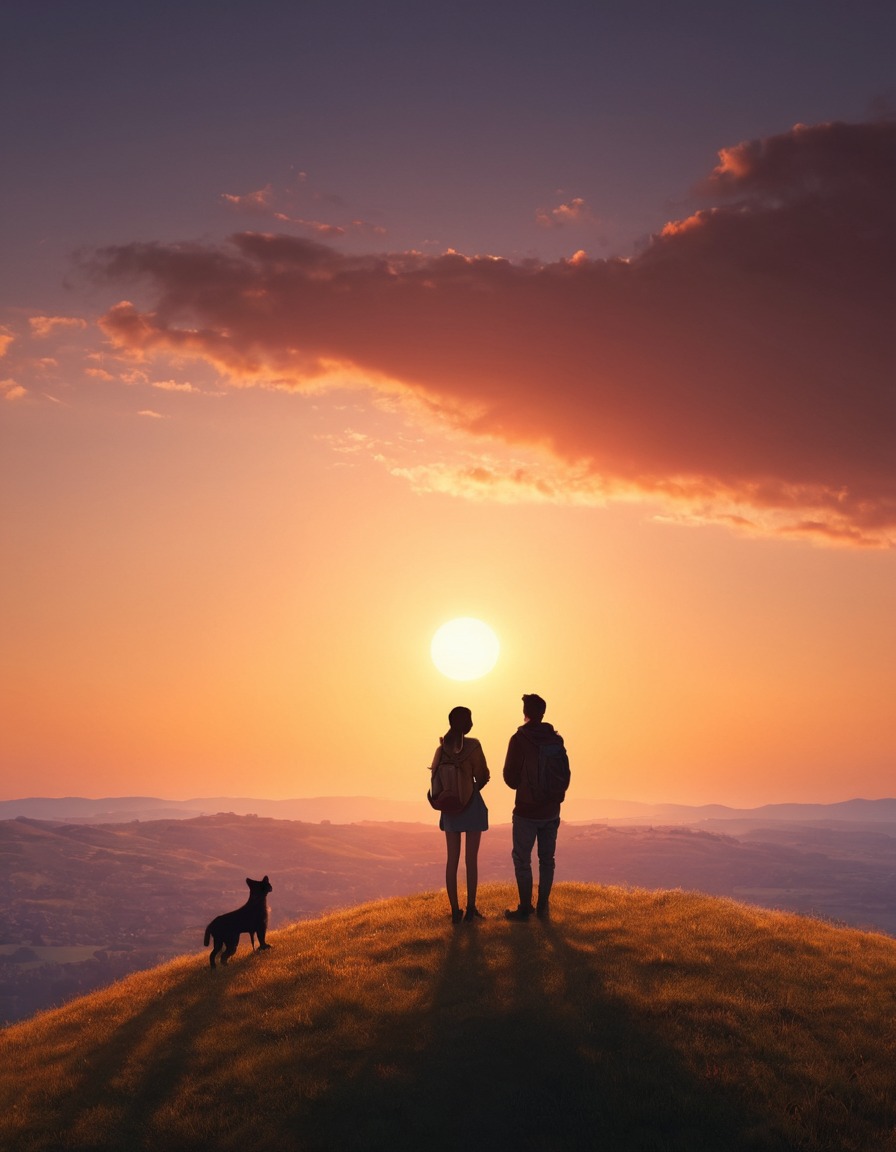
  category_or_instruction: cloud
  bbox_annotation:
[535,196,596,229]
[120,368,149,385]
[92,120,896,546]
[28,316,88,337]
[137,409,167,419]
[0,327,14,357]
[152,379,200,392]
[389,460,610,506]
[286,216,347,237]
[220,185,276,214]
[2,378,27,401]
[221,180,386,239]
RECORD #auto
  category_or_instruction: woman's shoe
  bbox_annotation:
[463,906,484,921]
[451,908,464,923]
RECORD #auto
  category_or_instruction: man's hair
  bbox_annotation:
[522,693,546,721]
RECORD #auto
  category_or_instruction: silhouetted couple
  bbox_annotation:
[430,694,568,923]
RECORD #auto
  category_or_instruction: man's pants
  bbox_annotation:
[511,815,560,908]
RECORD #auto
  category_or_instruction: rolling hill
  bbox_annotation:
[3,813,894,1026]
[1,883,893,1151]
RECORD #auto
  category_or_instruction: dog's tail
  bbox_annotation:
[204,924,212,946]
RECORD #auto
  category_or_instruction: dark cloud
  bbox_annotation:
[94,121,896,545]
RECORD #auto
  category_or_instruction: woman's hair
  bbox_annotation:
[447,706,472,729]
[443,706,472,747]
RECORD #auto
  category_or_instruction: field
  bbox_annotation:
[1,882,894,1151]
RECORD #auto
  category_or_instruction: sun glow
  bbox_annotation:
[430,617,500,681]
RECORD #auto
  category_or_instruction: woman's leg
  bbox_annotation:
[444,831,462,914]
[464,830,482,911]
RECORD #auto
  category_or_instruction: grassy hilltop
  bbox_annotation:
[1,883,893,1152]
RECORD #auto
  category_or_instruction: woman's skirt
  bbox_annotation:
[439,788,489,833]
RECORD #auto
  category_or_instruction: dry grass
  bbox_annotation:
[1,882,894,1151]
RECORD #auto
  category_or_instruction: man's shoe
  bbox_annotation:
[464,906,484,922]
[504,905,535,921]
[536,904,550,920]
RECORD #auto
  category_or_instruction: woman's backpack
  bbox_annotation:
[427,744,473,814]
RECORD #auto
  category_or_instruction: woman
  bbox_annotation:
[431,705,490,922]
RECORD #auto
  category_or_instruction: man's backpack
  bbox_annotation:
[427,750,473,814]
[531,740,570,804]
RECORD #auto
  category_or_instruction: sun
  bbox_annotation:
[430,617,500,681]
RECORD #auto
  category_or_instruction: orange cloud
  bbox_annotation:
[28,316,88,337]
[288,217,347,237]
[699,119,895,204]
[2,378,27,401]
[536,196,596,229]
[220,185,275,214]
[92,121,896,545]
[152,379,200,392]
[221,181,386,239]
[0,327,14,357]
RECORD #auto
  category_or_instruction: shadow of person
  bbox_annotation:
[294,892,776,1151]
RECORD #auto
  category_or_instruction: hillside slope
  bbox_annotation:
[1,883,894,1152]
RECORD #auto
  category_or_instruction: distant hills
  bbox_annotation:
[0,794,432,824]
[2,793,895,826]
[1,884,894,1152]
[2,811,894,1025]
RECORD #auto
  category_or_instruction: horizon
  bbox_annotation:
[2,4,894,808]
[3,790,895,805]
[3,791,894,819]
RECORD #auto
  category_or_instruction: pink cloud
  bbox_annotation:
[93,121,896,545]
[0,328,14,357]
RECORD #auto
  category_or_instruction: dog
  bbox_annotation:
[204,875,272,968]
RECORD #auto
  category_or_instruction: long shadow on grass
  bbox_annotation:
[292,909,787,1152]
[32,959,233,1149]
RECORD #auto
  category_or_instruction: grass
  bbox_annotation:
[0,882,894,1151]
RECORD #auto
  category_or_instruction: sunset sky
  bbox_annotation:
[2,2,894,814]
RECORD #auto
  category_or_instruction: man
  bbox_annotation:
[502,693,569,920]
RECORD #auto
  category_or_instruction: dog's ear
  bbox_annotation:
[245,877,251,887]
[262,875,269,883]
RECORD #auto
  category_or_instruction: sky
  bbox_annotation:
[1,1,894,813]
